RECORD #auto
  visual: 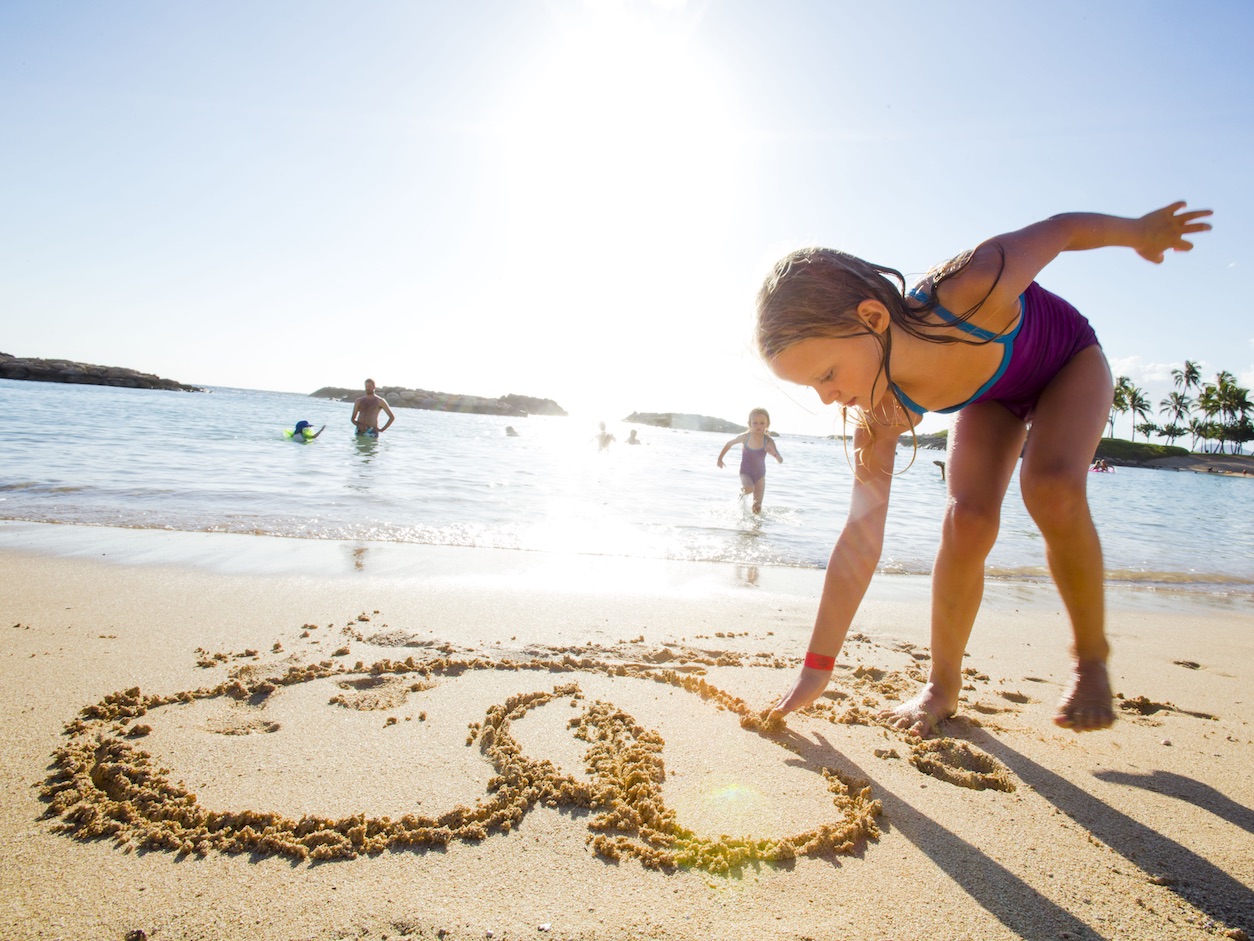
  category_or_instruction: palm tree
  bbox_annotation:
[1234,386,1253,451]
[1171,360,1202,396]
[1197,383,1223,452]
[1109,375,1134,438]
[1127,387,1152,442]
[1233,414,1254,455]
[1158,391,1192,446]
[1158,422,1187,445]
[1159,390,1191,425]
[1187,416,1205,451]
[1214,372,1253,454]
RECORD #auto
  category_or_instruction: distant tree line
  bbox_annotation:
[1109,360,1253,454]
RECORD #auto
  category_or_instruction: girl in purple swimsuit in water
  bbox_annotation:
[758,202,1211,737]
[716,407,782,514]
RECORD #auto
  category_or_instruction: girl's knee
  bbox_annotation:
[941,498,1001,557]
[1021,470,1089,528]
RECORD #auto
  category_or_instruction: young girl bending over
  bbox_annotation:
[717,408,783,513]
[759,202,1211,736]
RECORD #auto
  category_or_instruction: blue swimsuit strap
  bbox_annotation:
[891,291,1025,415]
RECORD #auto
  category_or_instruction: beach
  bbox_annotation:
[1144,453,1254,478]
[2,532,1252,941]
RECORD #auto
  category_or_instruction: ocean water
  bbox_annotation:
[1,378,1251,595]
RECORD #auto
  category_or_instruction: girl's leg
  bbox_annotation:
[752,476,766,513]
[732,471,752,501]
[886,401,1026,737]
[1018,346,1114,731]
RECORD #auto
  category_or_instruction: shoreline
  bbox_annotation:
[903,434,1254,479]
[1143,452,1254,477]
[2,535,1252,940]
[1,519,1250,612]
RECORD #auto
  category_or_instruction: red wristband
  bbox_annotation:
[804,651,835,671]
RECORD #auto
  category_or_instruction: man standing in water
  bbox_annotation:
[351,379,395,436]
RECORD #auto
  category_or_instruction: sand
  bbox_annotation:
[1143,453,1254,478]
[1,526,1252,941]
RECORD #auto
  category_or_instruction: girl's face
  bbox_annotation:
[769,334,886,410]
[748,414,769,434]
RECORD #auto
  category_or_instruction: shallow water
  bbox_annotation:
[1,379,1250,594]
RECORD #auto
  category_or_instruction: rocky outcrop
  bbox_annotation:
[898,432,948,450]
[0,353,201,391]
[624,412,746,434]
[310,385,567,418]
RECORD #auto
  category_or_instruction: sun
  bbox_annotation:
[501,3,741,286]
[453,2,751,420]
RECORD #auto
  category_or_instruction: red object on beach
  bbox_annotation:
[804,651,836,670]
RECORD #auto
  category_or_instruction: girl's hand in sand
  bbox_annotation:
[768,666,832,718]
[1134,201,1212,264]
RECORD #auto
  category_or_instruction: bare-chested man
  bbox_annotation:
[351,379,395,436]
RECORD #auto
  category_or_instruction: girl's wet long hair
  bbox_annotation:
[755,246,1004,426]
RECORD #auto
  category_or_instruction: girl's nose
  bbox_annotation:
[817,385,839,406]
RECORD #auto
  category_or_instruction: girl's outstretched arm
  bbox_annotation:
[1043,201,1212,263]
[716,434,746,468]
[769,423,899,718]
[945,202,1213,317]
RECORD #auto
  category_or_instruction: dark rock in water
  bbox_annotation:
[624,411,746,434]
[0,353,201,391]
[497,394,568,417]
[310,385,567,418]
[898,432,948,451]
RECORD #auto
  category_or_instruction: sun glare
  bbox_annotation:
[502,5,740,289]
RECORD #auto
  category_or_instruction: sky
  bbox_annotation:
[2,0,1251,437]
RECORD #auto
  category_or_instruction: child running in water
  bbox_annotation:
[717,408,783,513]
[758,202,1211,736]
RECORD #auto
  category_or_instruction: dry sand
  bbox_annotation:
[1,526,1252,941]
[1143,453,1254,478]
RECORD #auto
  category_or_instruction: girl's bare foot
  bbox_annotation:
[1053,658,1114,731]
[881,684,958,738]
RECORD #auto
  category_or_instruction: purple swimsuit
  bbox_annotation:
[739,440,769,483]
[892,282,1100,421]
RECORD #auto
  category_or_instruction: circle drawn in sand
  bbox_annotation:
[40,655,881,873]
[908,739,1015,792]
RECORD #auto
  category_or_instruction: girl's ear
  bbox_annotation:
[855,299,892,334]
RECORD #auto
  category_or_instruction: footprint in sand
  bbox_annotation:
[1118,694,1216,721]
[908,739,1015,793]
[329,674,433,711]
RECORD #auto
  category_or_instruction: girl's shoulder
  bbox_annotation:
[924,245,1021,328]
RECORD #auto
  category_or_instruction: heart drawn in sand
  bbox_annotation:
[41,652,887,873]
[41,619,1028,878]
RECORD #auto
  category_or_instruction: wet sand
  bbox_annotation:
[2,527,1252,941]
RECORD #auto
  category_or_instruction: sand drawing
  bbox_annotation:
[39,615,1030,872]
